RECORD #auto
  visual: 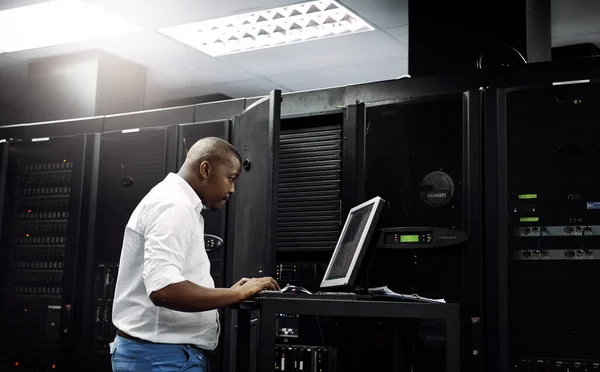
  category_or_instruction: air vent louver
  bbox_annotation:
[276,124,342,251]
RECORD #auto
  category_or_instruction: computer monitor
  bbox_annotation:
[320,196,385,291]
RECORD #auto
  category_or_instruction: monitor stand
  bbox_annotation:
[348,270,372,301]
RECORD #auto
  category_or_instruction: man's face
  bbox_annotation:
[200,155,241,211]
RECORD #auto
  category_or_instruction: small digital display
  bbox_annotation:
[520,217,539,223]
[400,234,419,243]
[384,232,433,244]
[518,194,538,200]
[587,202,600,210]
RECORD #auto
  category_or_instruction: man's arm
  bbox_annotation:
[150,277,279,312]
[141,203,278,312]
[149,281,242,312]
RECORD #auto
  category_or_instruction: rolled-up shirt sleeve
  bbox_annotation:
[141,202,195,296]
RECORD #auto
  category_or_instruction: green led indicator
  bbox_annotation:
[518,194,538,200]
[520,217,539,222]
[400,234,420,243]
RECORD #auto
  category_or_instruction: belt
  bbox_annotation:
[117,330,151,343]
[116,330,205,353]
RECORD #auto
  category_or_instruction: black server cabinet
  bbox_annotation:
[227,90,282,285]
[178,120,230,288]
[84,126,178,370]
[224,90,282,372]
[485,80,600,372]
[362,91,483,372]
[0,117,104,141]
[274,110,345,292]
[0,134,99,371]
[177,119,230,372]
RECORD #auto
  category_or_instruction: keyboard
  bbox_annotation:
[255,290,359,300]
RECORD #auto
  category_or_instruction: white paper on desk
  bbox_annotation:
[368,285,446,304]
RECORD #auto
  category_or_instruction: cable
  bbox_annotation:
[536,226,546,251]
[476,45,528,70]
[315,316,326,344]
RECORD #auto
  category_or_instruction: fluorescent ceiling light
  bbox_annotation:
[158,0,374,57]
[0,0,143,53]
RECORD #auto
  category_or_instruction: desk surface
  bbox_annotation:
[241,297,460,319]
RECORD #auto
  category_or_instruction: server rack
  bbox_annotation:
[177,119,232,372]
[265,108,349,372]
[0,134,99,371]
[223,90,282,372]
[484,75,600,372]
[84,125,178,370]
[272,87,350,296]
[263,78,484,372]
[0,117,105,142]
[360,89,483,372]
[274,110,347,293]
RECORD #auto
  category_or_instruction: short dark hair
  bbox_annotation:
[186,137,242,167]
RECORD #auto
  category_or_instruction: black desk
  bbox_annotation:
[235,297,461,372]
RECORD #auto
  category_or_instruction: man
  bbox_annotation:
[110,137,279,371]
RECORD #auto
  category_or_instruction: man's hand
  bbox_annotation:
[234,277,280,301]
[231,277,250,289]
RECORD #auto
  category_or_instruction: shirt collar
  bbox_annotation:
[165,173,205,214]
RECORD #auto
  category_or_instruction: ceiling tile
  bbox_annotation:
[269,58,408,91]
[218,30,407,76]
[0,0,45,12]
[93,32,256,85]
[86,0,306,29]
[385,25,408,46]
[341,0,408,29]
[7,31,255,88]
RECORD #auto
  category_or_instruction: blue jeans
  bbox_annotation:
[110,335,209,372]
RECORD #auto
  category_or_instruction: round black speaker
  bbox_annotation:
[419,171,455,206]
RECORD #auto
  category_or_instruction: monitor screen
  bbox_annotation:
[320,196,385,289]
[325,205,373,280]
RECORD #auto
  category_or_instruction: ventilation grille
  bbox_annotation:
[276,124,342,251]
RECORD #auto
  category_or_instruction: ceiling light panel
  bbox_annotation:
[158,0,374,57]
[0,0,143,53]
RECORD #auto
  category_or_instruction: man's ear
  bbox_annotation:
[199,161,211,179]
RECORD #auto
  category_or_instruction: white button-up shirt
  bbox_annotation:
[112,173,219,350]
